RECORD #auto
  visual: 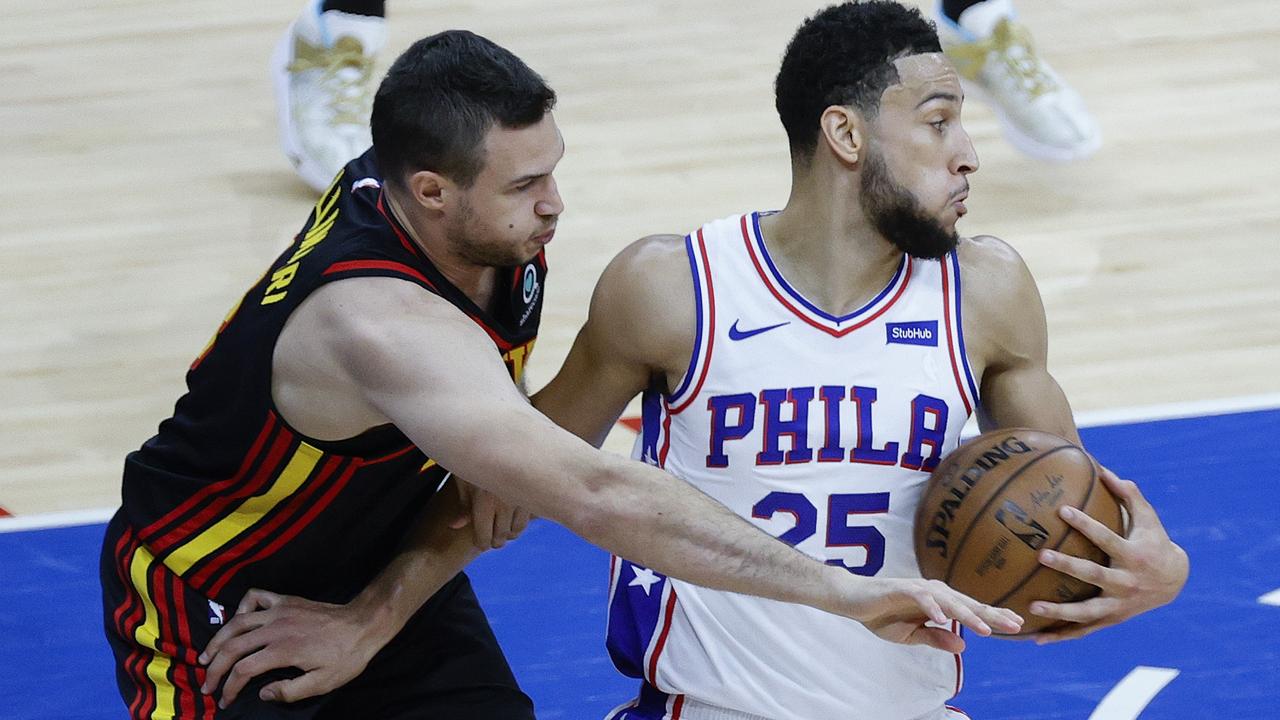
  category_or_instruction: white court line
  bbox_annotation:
[957,392,1280,441]
[1088,666,1179,720]
[1074,393,1280,428]
[0,507,115,534]
[2,393,1279,534]
[1259,589,1280,606]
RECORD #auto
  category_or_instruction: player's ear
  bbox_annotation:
[819,105,865,167]
[406,170,450,212]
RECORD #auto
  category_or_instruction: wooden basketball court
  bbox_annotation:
[2,0,1277,514]
[1,3,1279,718]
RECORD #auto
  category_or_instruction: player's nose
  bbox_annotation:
[953,126,979,175]
[537,177,564,217]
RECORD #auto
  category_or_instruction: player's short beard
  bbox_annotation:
[447,196,535,268]
[859,150,959,260]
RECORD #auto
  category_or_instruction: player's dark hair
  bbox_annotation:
[372,30,557,188]
[775,1,941,160]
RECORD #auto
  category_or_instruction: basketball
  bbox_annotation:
[913,428,1125,635]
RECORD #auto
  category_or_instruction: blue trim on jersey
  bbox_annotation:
[609,683,675,719]
[639,390,663,466]
[605,560,670,680]
[750,212,905,324]
[607,391,670,678]
[948,251,981,406]
[668,234,704,401]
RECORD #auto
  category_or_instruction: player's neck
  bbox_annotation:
[763,176,904,317]
[383,187,498,310]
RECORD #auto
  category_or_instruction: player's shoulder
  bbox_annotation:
[955,234,1025,274]
[595,233,691,305]
[587,233,695,356]
[609,233,690,275]
[953,234,1046,343]
[955,234,1037,300]
[303,275,470,352]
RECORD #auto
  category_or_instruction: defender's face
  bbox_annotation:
[871,53,978,232]
[449,113,565,267]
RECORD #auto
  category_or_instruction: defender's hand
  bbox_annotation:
[839,570,1024,653]
[1027,467,1189,643]
[450,480,532,549]
[198,589,382,707]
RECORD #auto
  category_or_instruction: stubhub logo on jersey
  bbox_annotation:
[885,320,938,347]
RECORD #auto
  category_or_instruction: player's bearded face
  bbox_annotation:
[446,194,537,267]
[859,148,959,260]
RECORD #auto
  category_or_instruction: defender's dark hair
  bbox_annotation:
[372,30,557,187]
[775,1,941,159]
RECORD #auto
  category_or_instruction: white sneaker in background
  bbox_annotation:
[271,1,386,192]
[935,0,1101,162]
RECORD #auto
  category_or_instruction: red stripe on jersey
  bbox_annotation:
[658,404,673,467]
[363,443,417,466]
[139,413,280,548]
[111,526,140,633]
[741,215,913,338]
[951,620,964,697]
[148,425,296,556]
[324,259,434,287]
[668,229,716,415]
[940,262,974,415]
[469,311,515,352]
[376,191,422,258]
[194,455,344,592]
[167,575,199,719]
[126,560,167,720]
[671,694,686,719]
[113,532,153,720]
[206,458,360,597]
[647,587,680,685]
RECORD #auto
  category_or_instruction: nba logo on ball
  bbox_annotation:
[913,428,1125,635]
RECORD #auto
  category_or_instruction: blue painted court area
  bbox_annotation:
[1,408,1277,719]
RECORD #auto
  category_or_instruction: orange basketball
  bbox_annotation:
[913,428,1124,635]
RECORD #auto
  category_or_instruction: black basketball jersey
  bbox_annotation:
[120,149,545,605]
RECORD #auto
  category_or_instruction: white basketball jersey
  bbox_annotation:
[605,212,982,720]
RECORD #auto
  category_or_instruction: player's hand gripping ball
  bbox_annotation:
[913,428,1124,635]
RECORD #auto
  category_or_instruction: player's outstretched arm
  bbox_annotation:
[329,277,1022,642]
[960,236,1189,641]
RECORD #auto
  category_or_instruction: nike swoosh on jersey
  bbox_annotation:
[728,319,790,341]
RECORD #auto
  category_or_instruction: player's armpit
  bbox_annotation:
[533,233,694,447]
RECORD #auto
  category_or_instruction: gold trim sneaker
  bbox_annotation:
[272,1,385,191]
[936,0,1101,161]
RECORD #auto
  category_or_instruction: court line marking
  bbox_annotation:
[0,507,115,534]
[1259,588,1280,606]
[1073,392,1280,428]
[1088,666,1179,720]
[2,393,1278,534]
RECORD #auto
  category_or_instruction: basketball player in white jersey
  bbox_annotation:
[533,3,1188,718]
[198,2,1186,717]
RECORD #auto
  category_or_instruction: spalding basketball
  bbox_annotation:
[913,428,1124,635]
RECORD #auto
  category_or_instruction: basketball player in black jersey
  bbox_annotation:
[103,29,1026,719]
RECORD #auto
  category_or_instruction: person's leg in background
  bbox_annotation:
[934,0,1101,161]
[273,0,387,191]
